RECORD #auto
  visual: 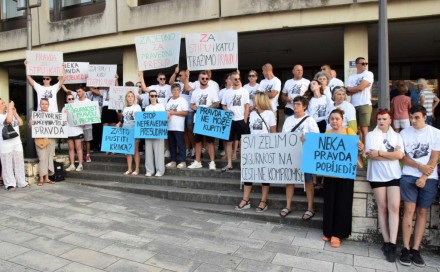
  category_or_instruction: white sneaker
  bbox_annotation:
[188,161,203,169]
[65,164,76,172]
[145,173,152,177]
[155,172,163,177]
[177,162,186,169]
[164,150,171,158]
[76,164,83,172]
[166,161,176,168]
[209,161,216,171]
[219,150,225,156]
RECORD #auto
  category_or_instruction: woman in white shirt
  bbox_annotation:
[64,92,84,172]
[304,80,332,133]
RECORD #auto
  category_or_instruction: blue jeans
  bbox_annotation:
[168,131,186,163]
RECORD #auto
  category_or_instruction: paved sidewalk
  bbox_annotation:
[0,183,438,272]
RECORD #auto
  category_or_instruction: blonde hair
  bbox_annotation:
[125,90,136,106]
[254,92,272,111]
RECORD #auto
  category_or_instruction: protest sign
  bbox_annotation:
[101,126,135,155]
[135,32,181,71]
[185,31,238,71]
[65,101,101,126]
[87,64,117,87]
[26,50,63,76]
[31,111,68,138]
[64,62,89,84]
[241,132,304,184]
[108,86,137,110]
[193,107,232,140]
[301,133,359,179]
[134,111,168,139]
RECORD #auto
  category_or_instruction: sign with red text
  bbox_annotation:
[64,62,89,84]
[185,31,238,71]
[108,86,138,110]
[26,50,63,76]
[135,32,181,71]
[86,65,117,87]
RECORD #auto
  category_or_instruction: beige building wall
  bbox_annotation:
[0,68,9,102]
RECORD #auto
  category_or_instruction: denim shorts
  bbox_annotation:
[304,173,313,184]
[185,111,195,127]
[400,175,439,208]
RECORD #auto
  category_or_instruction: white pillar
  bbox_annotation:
[0,68,9,102]
[344,24,369,83]
[122,47,139,85]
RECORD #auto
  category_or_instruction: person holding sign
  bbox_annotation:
[118,90,142,176]
[322,108,364,248]
[139,72,171,107]
[165,84,189,169]
[187,71,220,170]
[33,98,56,186]
[235,93,276,212]
[63,92,84,172]
[76,88,94,163]
[281,96,319,218]
[365,109,404,262]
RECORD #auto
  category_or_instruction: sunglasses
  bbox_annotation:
[43,78,51,80]
[159,78,166,80]
[150,95,158,98]
[248,75,256,77]
[358,62,368,66]
[200,77,209,81]
[67,98,74,101]
[234,78,241,81]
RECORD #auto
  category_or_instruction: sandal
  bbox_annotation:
[44,180,55,184]
[7,186,16,191]
[37,182,44,186]
[302,210,315,220]
[256,201,268,213]
[221,166,233,173]
[330,236,341,248]
[124,171,132,175]
[279,208,291,218]
[131,171,139,176]
[235,199,251,210]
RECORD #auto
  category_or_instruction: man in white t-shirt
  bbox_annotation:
[281,64,310,117]
[346,57,374,146]
[399,105,440,267]
[76,87,93,163]
[140,73,171,107]
[257,63,281,119]
[321,64,344,93]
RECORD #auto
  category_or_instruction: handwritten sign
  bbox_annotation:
[26,50,63,76]
[101,126,134,155]
[87,64,117,87]
[108,86,137,110]
[134,111,168,139]
[193,107,232,140]
[185,31,238,71]
[64,62,89,84]
[135,32,181,71]
[241,132,304,184]
[31,111,68,138]
[65,101,101,126]
[301,133,359,179]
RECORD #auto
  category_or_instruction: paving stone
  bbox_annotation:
[194,263,234,272]
[60,248,120,269]
[59,233,115,251]
[184,228,266,249]
[54,262,106,272]
[250,230,294,244]
[207,215,243,227]
[0,228,38,244]
[214,225,254,238]
[184,237,240,254]
[100,243,156,263]
[9,250,71,272]
[353,255,397,271]
[66,213,114,225]
[143,240,199,259]
[324,242,370,256]
[0,241,31,260]
[0,215,43,232]
[270,225,308,238]
[62,223,111,237]
[238,221,278,232]
[0,259,39,272]
[139,229,190,245]
[28,215,73,228]
[233,246,276,263]
[145,253,202,272]
[181,219,221,232]
[29,225,72,240]
[105,259,162,272]
[333,263,375,272]
[20,237,77,256]
[395,263,439,272]
[296,247,354,265]
[262,241,299,256]
[191,249,242,269]
[291,236,325,250]
[86,202,129,213]
[236,258,292,272]
[100,231,153,247]
[272,253,333,272]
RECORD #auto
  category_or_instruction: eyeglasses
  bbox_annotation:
[293,102,303,106]
[358,62,368,66]
[234,78,241,81]
[67,98,74,101]
[150,95,158,98]
[248,75,256,77]
[200,77,209,81]
[43,78,50,80]
[159,78,166,80]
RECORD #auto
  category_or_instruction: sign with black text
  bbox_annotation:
[134,111,168,139]
[31,111,68,138]
[101,126,135,155]
[193,107,232,140]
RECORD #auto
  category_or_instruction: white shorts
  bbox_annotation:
[393,119,410,129]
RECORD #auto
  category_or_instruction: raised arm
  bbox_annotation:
[138,71,150,93]
[169,65,179,85]
[24,60,36,87]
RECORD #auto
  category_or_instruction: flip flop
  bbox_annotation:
[124,171,132,175]
[279,208,291,218]
[302,210,315,220]
[37,182,44,186]
[44,180,55,184]
[131,171,139,176]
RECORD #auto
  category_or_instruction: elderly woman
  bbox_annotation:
[325,86,357,132]
[366,109,404,262]
[0,99,27,191]
[314,71,333,100]
[63,92,84,172]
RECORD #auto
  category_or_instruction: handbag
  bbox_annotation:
[2,123,18,140]
[35,138,50,149]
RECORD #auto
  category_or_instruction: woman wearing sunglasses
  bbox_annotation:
[63,92,84,172]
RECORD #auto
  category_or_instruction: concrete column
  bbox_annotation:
[343,24,369,83]
[0,68,9,102]
[122,47,139,85]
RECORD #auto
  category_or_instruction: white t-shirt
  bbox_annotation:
[218,88,230,104]
[140,93,150,109]
[282,78,310,110]
[282,115,319,135]
[366,131,404,181]
[99,89,110,107]
[122,104,142,129]
[194,80,220,93]
[145,103,165,112]
[258,77,282,112]
[323,87,333,103]
[347,70,374,107]
[400,125,440,179]
[190,86,219,108]
[325,101,357,130]
[329,77,344,92]
[243,83,260,108]
[249,110,276,134]
[0,114,22,152]
[33,82,60,112]
[166,97,188,132]
[62,106,84,137]
[149,84,171,106]
[307,95,331,123]
[221,87,250,121]
[179,82,195,112]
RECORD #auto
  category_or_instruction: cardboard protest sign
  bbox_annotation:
[87,64,117,87]
[26,50,63,76]
[108,86,137,110]
[101,126,135,155]
[31,111,68,138]
[241,132,304,184]
[185,31,238,71]
[134,111,168,139]
[65,101,101,126]
[64,62,89,84]
[301,133,360,179]
[193,107,232,140]
[135,32,181,71]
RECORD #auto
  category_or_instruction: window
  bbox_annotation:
[1,0,25,20]
[49,0,105,22]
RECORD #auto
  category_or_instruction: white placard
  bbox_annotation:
[86,64,117,87]
[31,111,67,138]
[135,32,181,71]
[108,86,138,110]
[64,62,89,84]
[185,31,238,71]
[240,132,304,184]
[26,50,63,76]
